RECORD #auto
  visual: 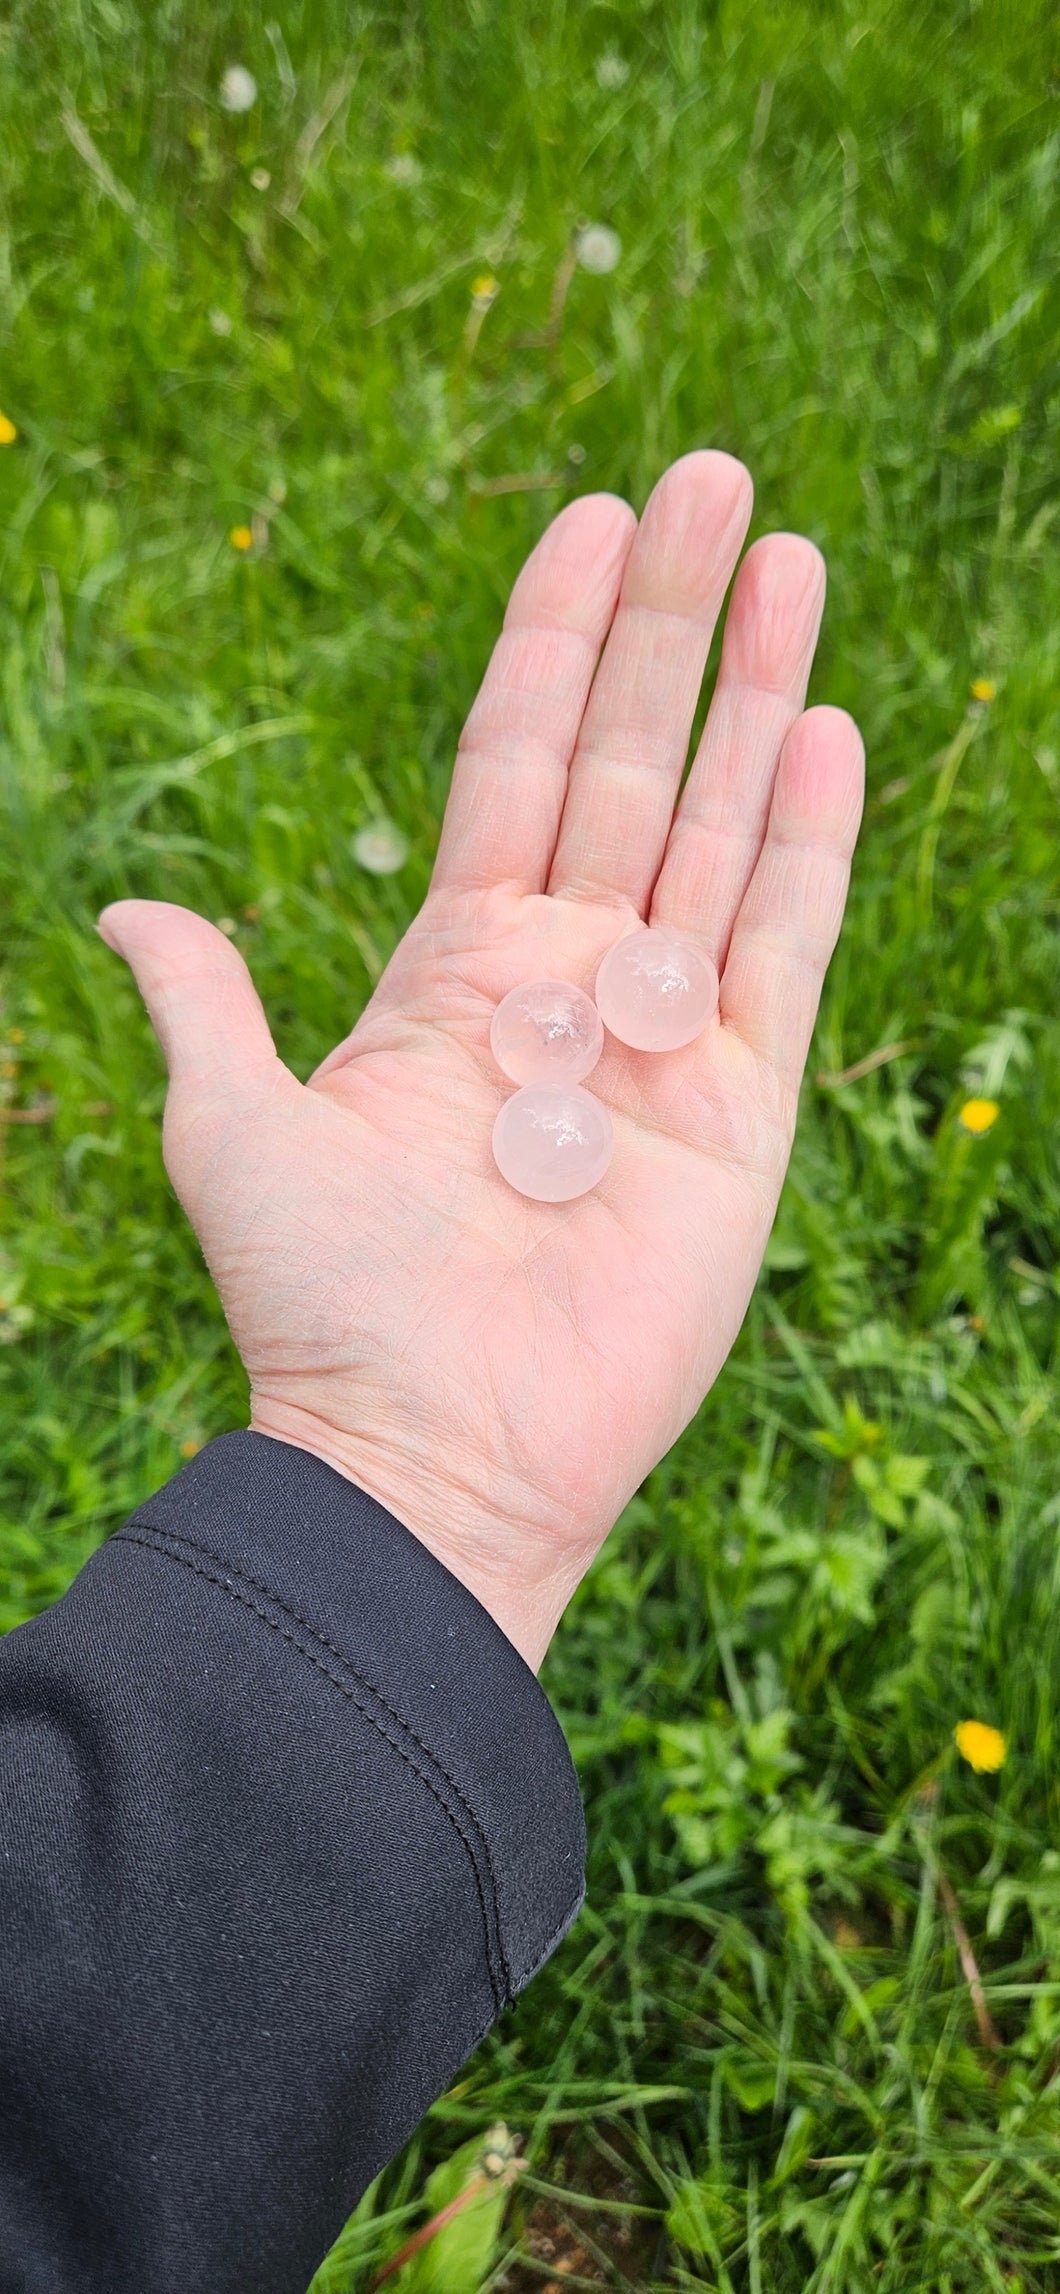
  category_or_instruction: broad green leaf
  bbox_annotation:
[385,2126,520,2294]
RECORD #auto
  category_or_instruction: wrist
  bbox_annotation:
[247,1399,586,1673]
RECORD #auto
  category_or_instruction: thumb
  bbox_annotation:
[97,900,280,1095]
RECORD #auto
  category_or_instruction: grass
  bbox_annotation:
[1,0,1059,2285]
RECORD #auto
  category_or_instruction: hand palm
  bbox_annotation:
[102,454,863,1667]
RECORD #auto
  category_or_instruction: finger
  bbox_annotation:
[717,706,865,1089]
[97,900,280,1095]
[650,533,826,962]
[546,451,753,911]
[430,492,638,897]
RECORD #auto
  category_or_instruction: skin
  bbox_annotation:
[99,451,864,1672]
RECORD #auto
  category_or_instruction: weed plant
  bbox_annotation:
[1,3,1058,2287]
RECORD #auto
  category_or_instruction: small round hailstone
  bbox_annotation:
[595,51,630,88]
[220,65,258,113]
[424,473,450,504]
[575,222,622,275]
[490,979,603,1087]
[384,152,422,185]
[250,166,271,191]
[352,819,409,875]
[595,927,719,1052]
[209,307,234,336]
[492,1084,613,1203]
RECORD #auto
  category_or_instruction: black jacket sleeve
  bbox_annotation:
[0,1431,586,2294]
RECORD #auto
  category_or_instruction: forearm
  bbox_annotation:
[0,1433,585,2294]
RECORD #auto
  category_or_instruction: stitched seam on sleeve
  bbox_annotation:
[116,1527,509,2009]
[118,1516,520,1984]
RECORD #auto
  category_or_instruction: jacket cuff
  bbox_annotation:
[117,1429,585,2003]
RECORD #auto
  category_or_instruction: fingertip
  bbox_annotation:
[506,489,637,630]
[743,530,826,592]
[803,701,860,730]
[575,486,638,523]
[796,703,866,771]
[719,534,828,695]
[97,899,238,956]
[620,450,754,622]
[657,446,754,518]
[96,898,175,956]
[94,901,276,1088]
[551,489,639,551]
[778,706,866,839]
[548,484,635,518]
[96,905,124,954]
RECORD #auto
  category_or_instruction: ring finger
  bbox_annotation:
[649,530,827,964]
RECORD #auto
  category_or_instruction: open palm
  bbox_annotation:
[101,453,863,1668]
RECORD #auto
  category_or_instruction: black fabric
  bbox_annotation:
[0,1432,586,2294]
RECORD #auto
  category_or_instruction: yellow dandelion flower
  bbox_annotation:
[470,272,499,302]
[0,412,17,446]
[970,677,996,703]
[180,1437,202,1458]
[229,524,253,551]
[958,1097,999,1135]
[955,1719,1006,1773]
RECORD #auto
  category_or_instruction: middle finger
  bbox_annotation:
[546,449,752,913]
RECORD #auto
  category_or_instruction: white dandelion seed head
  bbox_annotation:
[220,65,258,114]
[352,820,409,875]
[384,152,422,185]
[575,222,622,275]
[595,52,629,89]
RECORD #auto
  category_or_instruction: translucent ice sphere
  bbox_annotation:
[492,1084,613,1203]
[594,927,719,1052]
[490,979,604,1086]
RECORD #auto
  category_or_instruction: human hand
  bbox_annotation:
[99,452,863,1671]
